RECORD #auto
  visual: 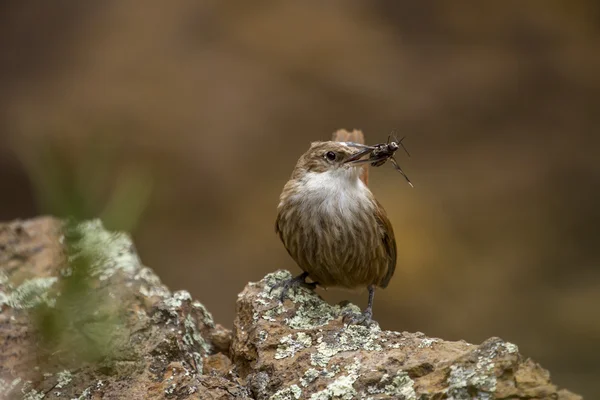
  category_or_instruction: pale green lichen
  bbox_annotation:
[418,337,438,348]
[23,389,45,400]
[309,360,360,400]
[258,271,386,331]
[255,297,271,306]
[386,342,404,349]
[56,370,72,389]
[1,277,58,309]
[258,271,341,329]
[72,387,92,399]
[257,330,269,343]
[310,339,339,368]
[285,300,339,329]
[164,290,192,309]
[165,383,177,395]
[256,271,422,399]
[255,273,287,322]
[262,303,286,322]
[447,362,496,400]
[365,371,416,398]
[269,384,302,400]
[366,374,388,395]
[1,220,139,310]
[135,267,170,299]
[192,300,215,328]
[446,342,499,400]
[261,270,293,293]
[301,368,320,387]
[161,291,211,374]
[275,332,313,359]
[183,314,211,367]
[310,375,356,400]
[311,324,382,368]
[321,364,341,379]
[504,342,519,354]
[21,381,45,400]
[339,324,382,351]
[0,377,22,396]
[69,219,141,281]
[384,372,416,399]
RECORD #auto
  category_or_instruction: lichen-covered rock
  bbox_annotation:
[0,217,249,400]
[232,270,583,400]
[0,218,583,399]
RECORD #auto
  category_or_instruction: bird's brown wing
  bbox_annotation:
[275,211,296,262]
[374,199,397,288]
[275,211,284,239]
[274,211,291,259]
[331,129,369,186]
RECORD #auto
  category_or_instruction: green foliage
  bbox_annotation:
[14,132,153,366]
[33,220,128,365]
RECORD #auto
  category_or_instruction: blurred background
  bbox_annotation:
[0,1,598,397]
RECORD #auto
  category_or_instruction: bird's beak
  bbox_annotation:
[344,148,373,165]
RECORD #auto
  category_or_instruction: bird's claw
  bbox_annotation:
[268,279,295,302]
[269,275,318,302]
[342,308,376,327]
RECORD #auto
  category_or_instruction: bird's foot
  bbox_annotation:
[342,307,376,327]
[269,272,318,302]
[341,285,378,326]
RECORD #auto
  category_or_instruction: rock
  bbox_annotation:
[232,271,583,400]
[0,217,249,399]
[0,217,582,399]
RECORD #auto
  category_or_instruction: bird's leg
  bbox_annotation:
[364,285,375,320]
[343,285,376,326]
[270,272,318,302]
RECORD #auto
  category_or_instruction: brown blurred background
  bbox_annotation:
[0,1,598,397]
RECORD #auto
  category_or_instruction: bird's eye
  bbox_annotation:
[325,151,336,161]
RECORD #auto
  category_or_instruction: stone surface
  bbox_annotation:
[0,217,583,399]
[231,271,583,399]
[0,217,249,399]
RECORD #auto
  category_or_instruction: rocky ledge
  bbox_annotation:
[0,217,582,399]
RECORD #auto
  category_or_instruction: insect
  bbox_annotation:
[345,132,414,187]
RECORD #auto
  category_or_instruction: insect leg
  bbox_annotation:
[390,157,414,187]
[398,137,411,157]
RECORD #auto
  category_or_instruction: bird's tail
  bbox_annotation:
[332,129,369,186]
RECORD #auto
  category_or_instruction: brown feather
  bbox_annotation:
[275,133,398,294]
[374,199,397,288]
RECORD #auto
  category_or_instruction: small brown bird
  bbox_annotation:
[274,129,397,324]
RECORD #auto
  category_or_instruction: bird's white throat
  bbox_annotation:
[291,168,374,218]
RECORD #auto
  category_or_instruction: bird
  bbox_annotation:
[273,129,397,325]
